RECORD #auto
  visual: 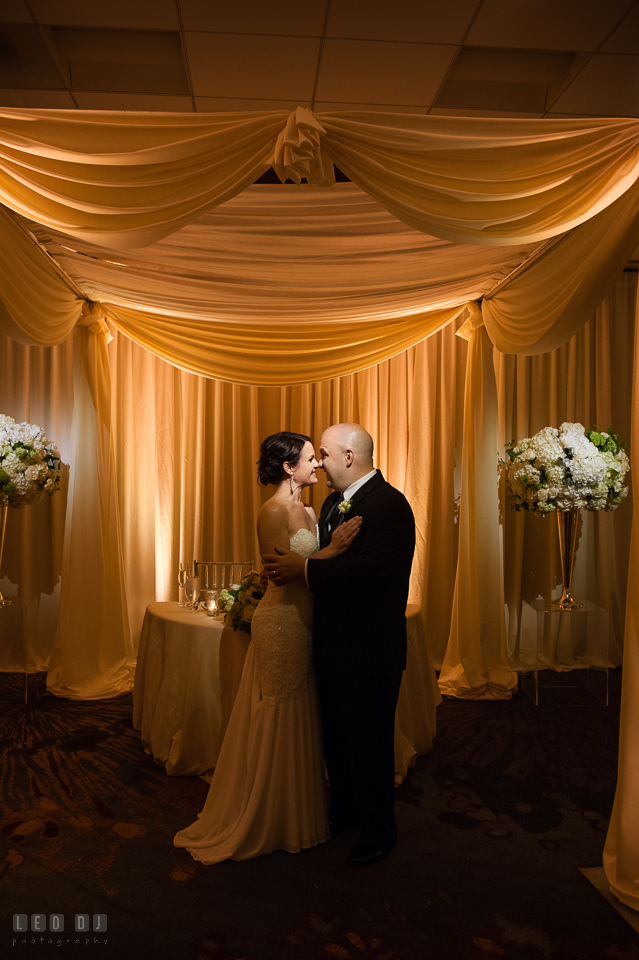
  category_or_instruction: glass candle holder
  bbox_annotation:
[203,589,221,617]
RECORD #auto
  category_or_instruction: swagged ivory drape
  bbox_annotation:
[0,106,638,697]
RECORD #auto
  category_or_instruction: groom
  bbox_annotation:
[263,423,415,867]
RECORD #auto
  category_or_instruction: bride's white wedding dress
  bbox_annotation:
[174,528,328,863]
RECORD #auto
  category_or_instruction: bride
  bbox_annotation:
[174,431,361,863]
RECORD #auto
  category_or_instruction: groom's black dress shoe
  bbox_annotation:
[346,836,396,868]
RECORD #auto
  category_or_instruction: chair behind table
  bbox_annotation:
[194,561,255,593]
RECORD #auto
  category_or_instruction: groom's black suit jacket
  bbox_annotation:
[307,471,415,678]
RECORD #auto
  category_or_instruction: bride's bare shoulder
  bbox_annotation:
[259,496,288,514]
[257,498,292,552]
[258,498,289,526]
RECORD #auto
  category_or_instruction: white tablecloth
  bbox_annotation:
[395,603,441,781]
[133,602,225,778]
[133,600,441,783]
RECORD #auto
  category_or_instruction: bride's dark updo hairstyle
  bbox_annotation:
[257,432,312,486]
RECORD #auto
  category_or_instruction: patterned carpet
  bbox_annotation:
[1,670,637,960]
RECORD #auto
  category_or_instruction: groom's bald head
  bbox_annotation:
[326,423,374,463]
[319,423,374,491]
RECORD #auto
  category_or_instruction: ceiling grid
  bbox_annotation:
[0,0,635,117]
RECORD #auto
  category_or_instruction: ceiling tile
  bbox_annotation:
[184,32,320,99]
[466,0,635,51]
[0,23,64,89]
[28,0,180,30]
[435,78,548,112]
[430,106,544,118]
[451,48,575,84]
[545,111,606,117]
[0,88,75,107]
[326,0,479,44]
[315,39,457,106]
[180,0,327,35]
[1,2,31,23]
[73,92,194,111]
[602,4,639,54]
[51,28,185,65]
[551,54,639,115]
[314,102,431,114]
[195,96,308,112]
[48,28,190,95]
[69,61,189,95]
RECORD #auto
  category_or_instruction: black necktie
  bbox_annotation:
[325,493,345,534]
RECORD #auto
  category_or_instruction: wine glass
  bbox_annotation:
[177,563,189,605]
[184,576,200,612]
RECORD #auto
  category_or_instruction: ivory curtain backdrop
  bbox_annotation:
[107,320,466,666]
[605,278,639,910]
[0,275,634,672]
[498,272,637,667]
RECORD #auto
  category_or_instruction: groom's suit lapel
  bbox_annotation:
[320,471,384,546]
[330,470,384,532]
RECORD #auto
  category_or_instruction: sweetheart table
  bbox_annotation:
[133,601,440,783]
[133,602,226,779]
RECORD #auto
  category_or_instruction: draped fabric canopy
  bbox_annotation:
[26,183,541,384]
[0,107,637,247]
[0,107,637,383]
[484,177,639,354]
[35,185,541,321]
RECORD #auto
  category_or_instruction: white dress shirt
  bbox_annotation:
[339,468,378,505]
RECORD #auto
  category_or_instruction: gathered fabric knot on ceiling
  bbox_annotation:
[271,107,335,187]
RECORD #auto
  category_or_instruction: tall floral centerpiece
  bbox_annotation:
[0,414,62,607]
[503,422,629,609]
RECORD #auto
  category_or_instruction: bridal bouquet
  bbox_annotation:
[0,415,62,508]
[220,570,263,635]
[503,422,629,515]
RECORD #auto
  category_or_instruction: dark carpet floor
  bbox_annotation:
[1,670,637,960]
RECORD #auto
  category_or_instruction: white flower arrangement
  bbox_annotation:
[220,570,263,635]
[338,497,353,515]
[0,415,62,508]
[503,422,629,516]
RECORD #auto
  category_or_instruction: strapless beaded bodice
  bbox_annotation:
[288,527,319,558]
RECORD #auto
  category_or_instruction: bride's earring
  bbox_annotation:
[289,475,295,495]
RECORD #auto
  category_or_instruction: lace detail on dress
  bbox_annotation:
[250,529,318,702]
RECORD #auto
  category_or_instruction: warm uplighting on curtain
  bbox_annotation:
[0,106,637,703]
